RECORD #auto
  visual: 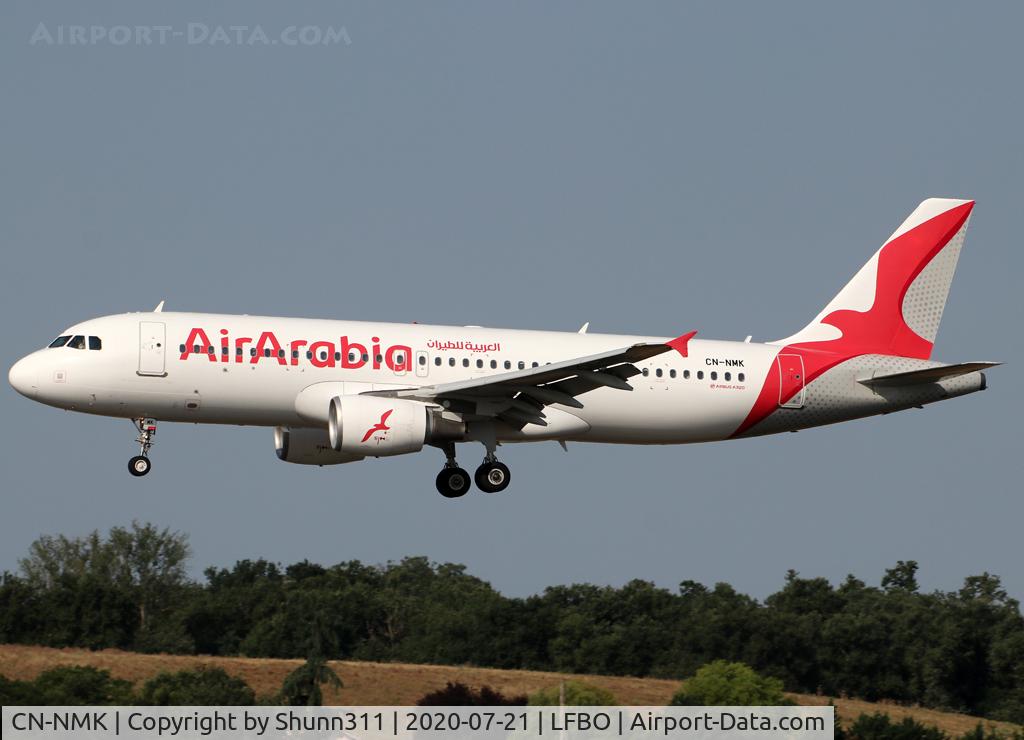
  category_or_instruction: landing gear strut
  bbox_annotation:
[435,442,471,498]
[475,453,511,494]
[128,418,156,477]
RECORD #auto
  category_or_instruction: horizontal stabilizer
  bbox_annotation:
[858,362,1001,388]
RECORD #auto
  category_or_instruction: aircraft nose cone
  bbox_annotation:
[9,355,38,399]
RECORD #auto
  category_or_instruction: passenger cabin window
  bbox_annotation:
[710,371,718,380]
[88,336,102,351]
[697,370,704,380]
[419,355,427,366]
[504,360,512,370]
[655,368,663,378]
[669,369,676,378]
[684,369,691,379]
[49,336,71,348]
[642,368,649,377]
[462,358,470,367]
[738,373,745,382]
[68,335,86,350]
[724,372,731,381]
[449,357,456,367]
[476,359,484,369]
[434,357,442,366]
[490,360,497,369]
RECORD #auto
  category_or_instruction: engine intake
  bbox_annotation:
[328,395,464,457]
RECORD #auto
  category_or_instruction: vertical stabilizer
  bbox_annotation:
[773,198,973,359]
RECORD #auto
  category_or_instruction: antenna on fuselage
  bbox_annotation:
[154,300,165,313]
[578,322,590,334]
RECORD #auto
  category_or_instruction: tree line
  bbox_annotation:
[0,523,1021,724]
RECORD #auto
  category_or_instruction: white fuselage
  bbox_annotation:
[8,311,984,450]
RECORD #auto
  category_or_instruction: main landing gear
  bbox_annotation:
[435,443,471,498]
[475,454,511,494]
[128,418,156,477]
[434,443,511,497]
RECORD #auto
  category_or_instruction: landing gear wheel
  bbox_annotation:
[475,461,511,493]
[128,456,151,477]
[436,467,471,498]
[129,418,157,478]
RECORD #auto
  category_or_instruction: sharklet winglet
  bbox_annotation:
[666,330,698,357]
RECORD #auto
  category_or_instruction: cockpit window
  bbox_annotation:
[88,336,102,351]
[48,335,71,348]
[68,335,86,350]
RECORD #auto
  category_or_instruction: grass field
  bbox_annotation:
[1,644,1021,737]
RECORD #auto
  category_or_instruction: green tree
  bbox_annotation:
[137,667,255,705]
[417,682,527,706]
[528,680,616,706]
[30,666,135,705]
[882,561,920,593]
[279,656,343,706]
[18,522,191,648]
[670,661,789,706]
[846,712,946,740]
[0,675,38,705]
[105,522,191,634]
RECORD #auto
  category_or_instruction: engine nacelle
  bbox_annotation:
[274,427,364,466]
[328,395,465,457]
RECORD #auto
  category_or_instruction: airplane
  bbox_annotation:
[8,198,998,497]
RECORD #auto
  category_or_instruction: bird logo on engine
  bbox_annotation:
[361,409,393,444]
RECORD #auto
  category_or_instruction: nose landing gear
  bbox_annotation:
[128,418,156,477]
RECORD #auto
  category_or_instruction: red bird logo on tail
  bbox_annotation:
[361,409,393,443]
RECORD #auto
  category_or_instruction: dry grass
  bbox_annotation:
[2,644,1021,737]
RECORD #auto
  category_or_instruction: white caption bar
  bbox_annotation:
[3,706,832,740]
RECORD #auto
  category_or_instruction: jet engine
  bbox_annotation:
[328,395,464,457]
[274,427,364,466]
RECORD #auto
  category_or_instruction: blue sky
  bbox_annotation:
[1,1,1020,600]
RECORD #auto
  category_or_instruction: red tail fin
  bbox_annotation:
[774,198,974,359]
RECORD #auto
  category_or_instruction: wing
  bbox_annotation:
[368,331,696,428]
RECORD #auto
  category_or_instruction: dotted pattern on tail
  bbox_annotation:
[902,221,968,343]
[739,354,979,437]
